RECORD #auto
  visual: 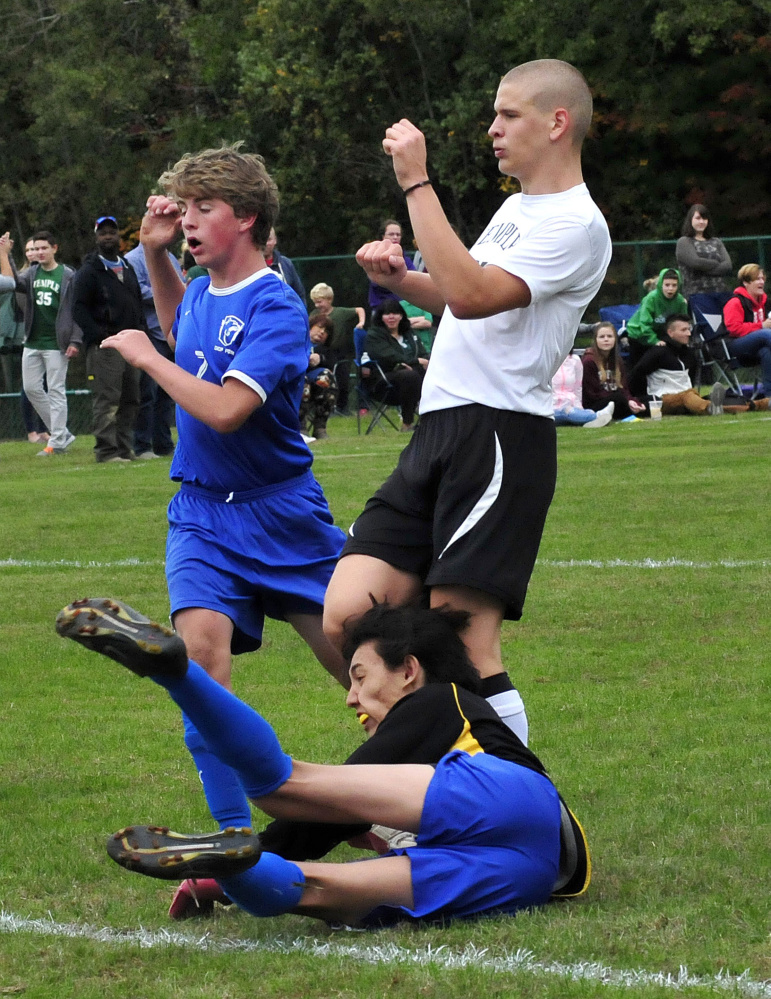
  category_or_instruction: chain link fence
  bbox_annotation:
[2,237,768,440]
[0,350,92,441]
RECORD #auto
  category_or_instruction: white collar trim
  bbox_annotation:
[207,267,272,297]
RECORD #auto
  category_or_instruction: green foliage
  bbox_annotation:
[0,0,769,258]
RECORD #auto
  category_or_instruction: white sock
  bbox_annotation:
[486,689,529,745]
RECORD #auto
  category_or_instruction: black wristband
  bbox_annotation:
[402,179,432,196]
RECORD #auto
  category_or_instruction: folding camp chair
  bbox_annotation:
[353,328,401,434]
[688,292,748,396]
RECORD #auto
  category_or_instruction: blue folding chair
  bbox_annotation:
[598,304,639,332]
[598,304,639,363]
[353,328,401,435]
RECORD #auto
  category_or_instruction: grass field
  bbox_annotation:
[0,414,769,999]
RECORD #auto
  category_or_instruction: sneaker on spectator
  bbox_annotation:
[136,450,160,459]
[36,446,55,456]
[53,433,76,454]
[584,401,614,428]
[708,383,726,415]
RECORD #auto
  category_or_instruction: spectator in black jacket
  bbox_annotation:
[72,216,148,462]
[628,314,751,416]
[364,298,429,432]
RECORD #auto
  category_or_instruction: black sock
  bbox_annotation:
[479,671,515,697]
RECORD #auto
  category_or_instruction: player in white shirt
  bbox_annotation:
[323,60,612,744]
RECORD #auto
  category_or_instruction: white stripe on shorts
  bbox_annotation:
[438,431,503,560]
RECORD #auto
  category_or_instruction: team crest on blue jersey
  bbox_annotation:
[218,315,245,347]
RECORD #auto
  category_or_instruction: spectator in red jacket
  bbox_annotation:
[723,264,771,402]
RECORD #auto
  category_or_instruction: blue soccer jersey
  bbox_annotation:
[170,269,311,491]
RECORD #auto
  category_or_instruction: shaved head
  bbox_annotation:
[501,60,593,146]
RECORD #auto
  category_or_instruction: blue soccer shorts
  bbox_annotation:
[166,471,345,654]
[369,750,561,924]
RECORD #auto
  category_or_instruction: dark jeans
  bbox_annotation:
[329,350,352,411]
[134,337,175,455]
[385,365,425,426]
[87,343,141,461]
[729,329,771,397]
[626,338,652,368]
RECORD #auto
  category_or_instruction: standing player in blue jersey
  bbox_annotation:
[101,144,347,915]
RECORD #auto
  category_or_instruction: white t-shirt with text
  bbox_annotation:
[419,183,612,418]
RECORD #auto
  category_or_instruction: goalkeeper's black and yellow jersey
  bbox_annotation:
[260,682,550,861]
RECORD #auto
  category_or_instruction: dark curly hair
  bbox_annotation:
[372,298,411,337]
[681,204,715,239]
[342,602,481,695]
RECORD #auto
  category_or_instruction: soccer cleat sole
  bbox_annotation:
[55,598,188,678]
[107,825,262,880]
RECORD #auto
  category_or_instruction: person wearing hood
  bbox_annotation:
[723,264,771,403]
[628,314,754,416]
[625,268,688,367]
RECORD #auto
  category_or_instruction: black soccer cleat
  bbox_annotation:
[107,825,262,880]
[55,598,188,679]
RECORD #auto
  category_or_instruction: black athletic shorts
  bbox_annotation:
[341,404,557,619]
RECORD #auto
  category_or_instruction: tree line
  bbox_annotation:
[1,0,769,264]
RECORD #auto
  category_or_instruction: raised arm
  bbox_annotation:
[676,236,730,276]
[714,239,732,275]
[0,233,19,289]
[140,196,187,344]
[360,120,531,320]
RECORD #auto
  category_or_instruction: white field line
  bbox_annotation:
[3,557,770,571]
[0,557,164,568]
[538,558,771,569]
[1,912,768,998]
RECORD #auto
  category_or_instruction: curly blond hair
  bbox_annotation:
[158,142,279,248]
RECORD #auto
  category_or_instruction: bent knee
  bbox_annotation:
[322,602,346,651]
[173,611,232,683]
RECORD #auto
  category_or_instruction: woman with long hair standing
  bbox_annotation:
[675,204,732,299]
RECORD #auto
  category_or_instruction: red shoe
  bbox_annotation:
[168,878,233,920]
